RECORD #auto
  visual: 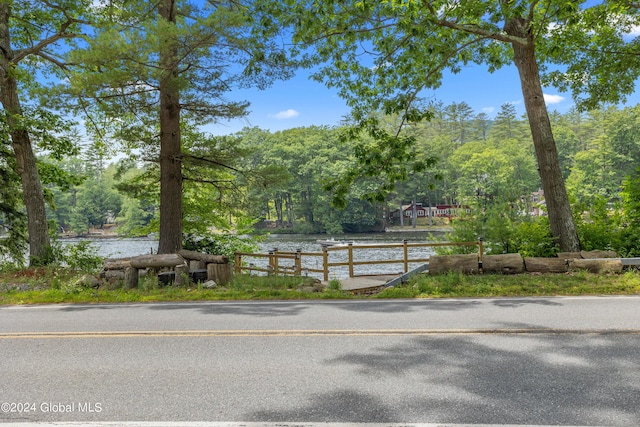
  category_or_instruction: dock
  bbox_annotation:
[334,274,398,291]
[328,263,431,293]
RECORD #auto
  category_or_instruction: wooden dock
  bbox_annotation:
[332,274,398,291]
[328,263,431,293]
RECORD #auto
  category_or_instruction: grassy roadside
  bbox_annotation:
[1,267,640,305]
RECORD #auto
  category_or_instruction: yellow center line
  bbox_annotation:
[0,328,639,339]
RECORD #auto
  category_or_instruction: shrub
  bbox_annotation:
[60,240,103,273]
[441,206,557,257]
[183,233,259,258]
[510,217,558,257]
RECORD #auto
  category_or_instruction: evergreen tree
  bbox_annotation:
[67,0,290,253]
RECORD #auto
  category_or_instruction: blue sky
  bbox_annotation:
[204,62,640,136]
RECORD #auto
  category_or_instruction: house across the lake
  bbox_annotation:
[388,202,470,223]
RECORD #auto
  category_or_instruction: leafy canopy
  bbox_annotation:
[255,0,640,205]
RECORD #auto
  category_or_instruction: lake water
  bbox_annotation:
[61,231,444,279]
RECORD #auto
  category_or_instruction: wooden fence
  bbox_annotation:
[234,239,483,281]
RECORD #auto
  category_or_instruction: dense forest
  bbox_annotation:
[2,1,640,266]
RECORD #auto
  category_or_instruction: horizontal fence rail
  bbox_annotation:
[235,240,483,282]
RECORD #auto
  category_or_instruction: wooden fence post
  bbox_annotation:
[295,248,302,276]
[273,248,279,276]
[348,243,354,278]
[268,250,275,276]
[234,253,242,273]
[478,237,484,273]
[403,239,409,273]
[322,245,329,282]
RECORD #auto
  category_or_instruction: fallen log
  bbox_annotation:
[178,250,228,264]
[568,259,623,274]
[103,258,132,270]
[429,254,480,275]
[524,257,568,273]
[557,252,582,260]
[580,250,618,259]
[189,260,207,270]
[103,270,125,281]
[130,254,186,269]
[482,253,524,274]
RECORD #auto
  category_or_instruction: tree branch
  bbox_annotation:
[33,51,67,70]
[183,153,243,174]
[425,1,528,46]
[13,0,89,64]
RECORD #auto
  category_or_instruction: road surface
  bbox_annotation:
[1,296,639,426]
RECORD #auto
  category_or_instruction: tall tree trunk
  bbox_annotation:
[275,194,283,226]
[157,0,183,254]
[286,192,294,226]
[506,17,580,252]
[412,198,417,228]
[0,3,51,265]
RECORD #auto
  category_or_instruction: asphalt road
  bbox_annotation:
[1,296,639,426]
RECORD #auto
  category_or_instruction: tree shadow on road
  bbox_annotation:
[250,389,398,423]
[249,331,640,425]
[145,301,310,317]
[328,297,563,314]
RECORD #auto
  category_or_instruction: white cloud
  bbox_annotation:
[481,107,495,114]
[270,109,300,120]
[629,25,640,36]
[544,93,565,104]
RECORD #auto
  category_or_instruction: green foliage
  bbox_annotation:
[616,228,640,258]
[260,0,640,252]
[572,170,640,258]
[327,279,342,291]
[183,233,259,259]
[116,198,153,236]
[291,222,321,235]
[238,125,388,233]
[392,271,640,299]
[510,218,558,258]
[1,107,82,265]
[70,179,122,233]
[622,169,640,227]
[0,157,27,266]
[443,205,558,257]
[544,2,640,110]
[569,181,640,258]
[5,238,103,274]
[138,274,160,292]
[324,112,438,208]
[59,240,103,273]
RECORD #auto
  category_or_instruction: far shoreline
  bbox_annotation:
[56,225,452,240]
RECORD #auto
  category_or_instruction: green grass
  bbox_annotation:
[1,266,639,305]
[374,270,640,298]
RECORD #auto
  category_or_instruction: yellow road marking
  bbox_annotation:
[0,328,639,339]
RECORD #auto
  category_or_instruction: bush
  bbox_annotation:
[510,217,558,257]
[442,207,558,257]
[183,233,259,258]
[45,239,103,273]
[63,240,103,272]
